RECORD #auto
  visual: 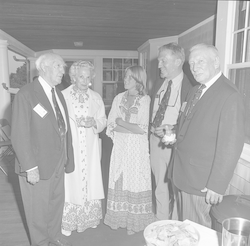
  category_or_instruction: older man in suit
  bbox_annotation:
[149,42,193,220]
[171,43,245,227]
[11,53,74,246]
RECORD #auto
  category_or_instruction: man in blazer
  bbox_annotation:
[149,42,193,220]
[172,43,245,227]
[11,53,74,246]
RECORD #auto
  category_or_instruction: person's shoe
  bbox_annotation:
[49,238,72,246]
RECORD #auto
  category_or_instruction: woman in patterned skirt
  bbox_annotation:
[61,60,107,236]
[104,65,155,235]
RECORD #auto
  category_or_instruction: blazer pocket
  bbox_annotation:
[188,158,211,189]
[189,158,211,167]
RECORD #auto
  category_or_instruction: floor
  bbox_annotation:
[0,131,149,246]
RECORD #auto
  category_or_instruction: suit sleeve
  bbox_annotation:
[11,91,37,172]
[206,92,245,194]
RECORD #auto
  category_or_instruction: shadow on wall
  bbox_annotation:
[183,61,199,87]
[56,74,71,91]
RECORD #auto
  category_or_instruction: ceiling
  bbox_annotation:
[0,0,218,52]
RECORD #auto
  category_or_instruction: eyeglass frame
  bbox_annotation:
[156,88,180,107]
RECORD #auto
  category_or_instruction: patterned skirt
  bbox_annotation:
[62,200,102,233]
[104,175,155,235]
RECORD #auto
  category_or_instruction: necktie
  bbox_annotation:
[152,80,172,128]
[186,84,206,117]
[51,88,66,136]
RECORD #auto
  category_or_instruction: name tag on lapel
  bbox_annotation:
[180,102,187,112]
[33,103,48,118]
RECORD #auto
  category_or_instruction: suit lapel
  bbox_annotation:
[33,79,60,135]
[188,76,223,118]
[178,76,223,138]
[177,86,197,135]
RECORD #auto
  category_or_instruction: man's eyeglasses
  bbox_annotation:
[157,89,180,107]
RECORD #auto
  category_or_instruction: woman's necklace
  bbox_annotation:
[124,91,139,107]
[73,86,89,103]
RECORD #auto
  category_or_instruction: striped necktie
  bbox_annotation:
[152,80,172,128]
[51,88,66,136]
[186,84,206,117]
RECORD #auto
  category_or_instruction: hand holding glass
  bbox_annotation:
[162,125,176,145]
[81,116,95,128]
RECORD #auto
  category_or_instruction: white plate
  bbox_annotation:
[144,220,200,246]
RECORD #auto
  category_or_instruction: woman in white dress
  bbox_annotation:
[61,60,107,236]
[104,65,155,235]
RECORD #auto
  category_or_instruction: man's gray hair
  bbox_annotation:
[159,42,185,65]
[190,43,219,58]
[35,53,66,72]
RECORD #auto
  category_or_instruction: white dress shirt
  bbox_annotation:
[201,71,222,98]
[152,72,183,126]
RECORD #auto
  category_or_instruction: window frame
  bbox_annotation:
[219,1,250,162]
[6,49,29,95]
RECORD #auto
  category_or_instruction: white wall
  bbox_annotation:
[53,49,138,96]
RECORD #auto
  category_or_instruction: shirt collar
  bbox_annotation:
[38,76,55,94]
[163,71,183,90]
[203,71,222,89]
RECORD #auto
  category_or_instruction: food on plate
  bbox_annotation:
[144,221,199,246]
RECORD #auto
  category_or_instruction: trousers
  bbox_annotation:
[181,191,212,228]
[19,139,66,246]
[150,134,177,220]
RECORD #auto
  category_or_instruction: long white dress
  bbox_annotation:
[104,91,155,235]
[61,86,106,233]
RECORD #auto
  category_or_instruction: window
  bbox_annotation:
[7,49,29,101]
[102,58,138,105]
[103,58,138,82]
[228,1,250,144]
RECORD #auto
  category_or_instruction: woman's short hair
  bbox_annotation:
[35,53,66,73]
[158,42,185,65]
[125,65,147,95]
[69,60,96,83]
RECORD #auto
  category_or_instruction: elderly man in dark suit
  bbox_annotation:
[149,42,193,220]
[11,53,74,246]
[171,43,245,227]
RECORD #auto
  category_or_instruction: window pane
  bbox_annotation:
[8,50,28,88]
[133,59,139,66]
[103,58,112,69]
[103,70,112,81]
[116,82,125,94]
[8,50,29,102]
[229,67,250,144]
[232,31,244,63]
[102,83,116,105]
[123,59,132,69]
[113,59,122,69]
[246,30,250,62]
[113,70,122,82]
[234,1,247,31]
